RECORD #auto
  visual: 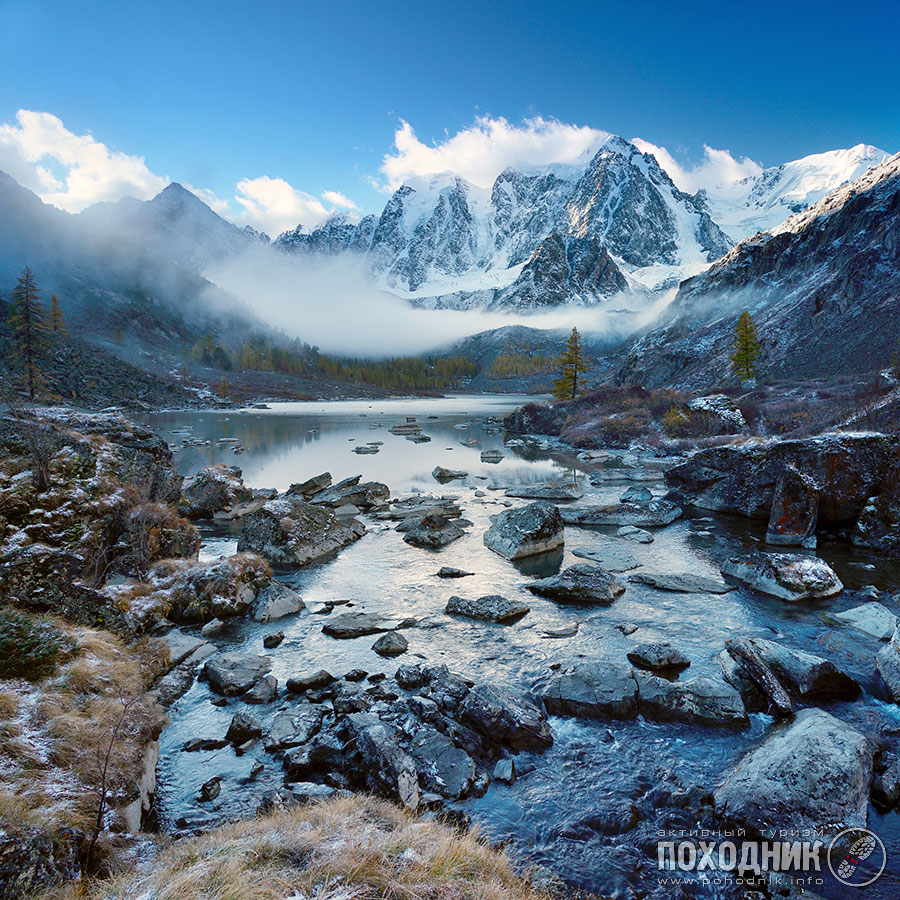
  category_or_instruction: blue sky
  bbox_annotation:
[0,0,897,234]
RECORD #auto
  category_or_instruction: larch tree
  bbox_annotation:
[8,267,49,402]
[552,326,589,401]
[48,293,67,336]
[730,311,760,381]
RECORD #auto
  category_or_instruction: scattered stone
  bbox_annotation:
[834,602,898,640]
[461,683,553,751]
[197,777,221,802]
[493,758,516,784]
[620,486,652,503]
[746,638,860,701]
[290,472,332,499]
[616,526,654,543]
[262,632,284,649]
[627,642,690,671]
[617,622,639,635]
[372,632,408,657]
[323,612,407,639]
[876,627,900,702]
[445,594,530,623]
[344,669,368,682]
[432,466,467,482]
[265,707,326,751]
[628,571,732,594]
[481,449,504,463]
[178,464,254,520]
[251,581,305,622]
[402,512,465,549]
[632,671,748,727]
[244,674,278,704]
[572,542,639,573]
[541,660,639,719]
[872,753,900,810]
[483,501,564,560]
[436,566,474,578]
[527,564,625,605]
[308,475,389,510]
[720,552,843,601]
[225,712,262,745]
[286,670,335,693]
[541,622,580,638]
[200,618,225,637]
[715,709,873,833]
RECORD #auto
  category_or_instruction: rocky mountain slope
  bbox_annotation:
[616,152,900,388]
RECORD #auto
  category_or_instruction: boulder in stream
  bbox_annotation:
[834,602,898,640]
[745,637,860,701]
[204,653,272,697]
[432,466,467,482]
[504,482,583,501]
[720,552,843,601]
[876,626,900,702]
[483,501,564,560]
[251,581,305,622]
[628,571,732,594]
[765,464,819,547]
[560,500,682,528]
[527,564,625,604]
[445,594,530,623]
[402,512,465,549]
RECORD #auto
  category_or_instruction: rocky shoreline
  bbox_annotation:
[3,402,900,899]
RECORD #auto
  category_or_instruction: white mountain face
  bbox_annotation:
[693,144,889,241]
[273,135,734,309]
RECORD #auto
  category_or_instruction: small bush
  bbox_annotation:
[0,609,64,680]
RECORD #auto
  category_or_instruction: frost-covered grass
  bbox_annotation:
[0,616,167,834]
[38,794,560,900]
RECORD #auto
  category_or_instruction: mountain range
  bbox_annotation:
[0,134,896,392]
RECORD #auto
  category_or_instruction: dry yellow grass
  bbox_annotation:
[39,795,558,900]
[0,617,168,833]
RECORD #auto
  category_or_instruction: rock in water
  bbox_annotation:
[483,501,564,560]
[876,626,900,702]
[834,602,898,640]
[627,571,732,594]
[720,552,843,601]
[432,466,467,482]
[460,683,553,751]
[238,493,365,566]
[204,653,272,697]
[322,612,408,639]
[766,464,820,546]
[251,581,304,622]
[627,642,690,671]
[527,564,625,604]
[179,464,255,519]
[632,671,748,726]
[541,660,639,719]
[620,486,652,503]
[372,632,408,657]
[226,712,262,744]
[445,594,530,623]
[436,566,474,578]
[505,482,584,501]
[402,512,465,548]
[715,709,873,834]
[560,500,682,528]
[572,543,639,573]
[745,637,859,701]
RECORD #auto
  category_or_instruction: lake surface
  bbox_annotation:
[140,396,900,899]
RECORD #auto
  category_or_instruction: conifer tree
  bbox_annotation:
[552,327,589,401]
[48,294,67,336]
[730,311,760,381]
[8,267,48,402]
[218,376,230,398]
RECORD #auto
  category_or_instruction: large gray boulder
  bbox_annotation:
[560,500,681,528]
[308,475,389,510]
[505,481,583,501]
[204,653,272,696]
[251,581,305,622]
[766,464,819,546]
[406,728,476,799]
[402,512,465,549]
[483,501,564,560]
[572,542,639,573]
[238,492,366,566]
[322,612,410,639]
[715,709,874,834]
[632,671,748,727]
[720,552,843,601]
[835,602,898,640]
[345,713,420,810]
[876,626,900,702]
[265,706,326,751]
[540,660,638,719]
[460,683,553,751]
[628,571,732,594]
[747,637,860,701]
[179,464,255,519]
[527,564,625,604]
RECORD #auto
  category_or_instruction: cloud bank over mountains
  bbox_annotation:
[0,107,882,239]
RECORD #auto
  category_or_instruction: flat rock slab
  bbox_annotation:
[505,482,584,501]
[323,612,409,639]
[721,552,843,601]
[715,708,873,834]
[445,594,530,623]
[527,563,625,605]
[876,627,900,702]
[627,641,690,671]
[432,467,467,482]
[436,567,474,578]
[560,500,682,528]
[251,581,305,622]
[572,543,639,573]
[628,571,732,594]
[834,602,898,640]
[632,671,748,727]
[617,526,654,543]
[747,637,859,701]
[541,660,639,719]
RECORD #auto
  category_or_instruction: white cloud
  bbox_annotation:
[380,116,609,189]
[0,109,168,210]
[0,109,362,236]
[632,138,762,194]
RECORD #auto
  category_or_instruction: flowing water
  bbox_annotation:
[140,396,900,899]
